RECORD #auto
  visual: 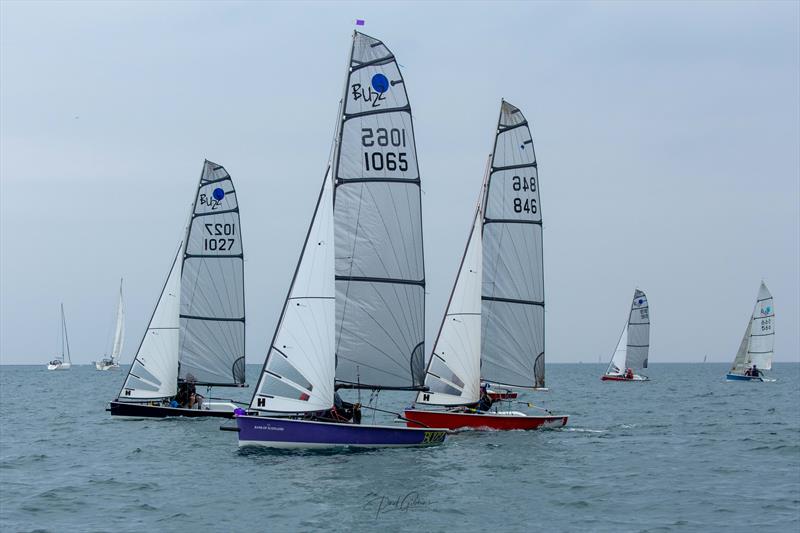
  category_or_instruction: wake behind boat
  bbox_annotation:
[229,31,448,449]
[601,289,650,382]
[109,161,246,418]
[47,303,72,371]
[95,279,124,371]
[726,282,776,382]
[403,100,568,431]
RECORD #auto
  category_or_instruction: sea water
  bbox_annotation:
[1,363,798,532]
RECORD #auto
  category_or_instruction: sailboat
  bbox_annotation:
[47,303,72,370]
[231,32,448,448]
[403,100,568,431]
[726,282,775,382]
[601,289,650,381]
[109,160,246,417]
[95,279,124,370]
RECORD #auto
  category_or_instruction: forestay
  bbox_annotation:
[251,170,336,413]
[179,161,245,386]
[481,100,545,389]
[417,205,483,406]
[119,248,182,399]
[732,282,774,372]
[333,32,426,390]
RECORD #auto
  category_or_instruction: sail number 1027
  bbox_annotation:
[362,127,408,172]
[511,175,537,214]
[204,223,236,251]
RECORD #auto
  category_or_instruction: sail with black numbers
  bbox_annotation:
[480,100,545,390]
[118,160,245,401]
[179,161,245,386]
[605,289,650,376]
[332,31,426,390]
[730,282,775,374]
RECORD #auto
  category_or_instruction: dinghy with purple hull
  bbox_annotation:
[229,31,448,449]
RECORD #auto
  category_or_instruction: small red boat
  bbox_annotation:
[404,409,567,431]
[487,390,518,401]
[601,374,649,382]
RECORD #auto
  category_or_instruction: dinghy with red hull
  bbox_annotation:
[601,289,651,382]
[403,101,568,431]
[226,32,448,449]
[110,161,247,418]
[404,409,567,431]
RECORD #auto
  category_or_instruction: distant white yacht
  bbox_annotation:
[47,303,72,371]
[95,279,124,371]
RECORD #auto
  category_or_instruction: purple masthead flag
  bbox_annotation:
[356,19,365,26]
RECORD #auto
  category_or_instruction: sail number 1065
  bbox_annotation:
[362,127,409,172]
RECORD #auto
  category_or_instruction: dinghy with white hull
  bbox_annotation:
[231,31,448,449]
[404,101,568,431]
[95,279,125,371]
[109,161,246,418]
[602,289,650,381]
[726,282,775,382]
[47,304,72,370]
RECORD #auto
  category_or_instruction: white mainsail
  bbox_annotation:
[179,161,246,386]
[119,247,182,399]
[417,202,483,406]
[111,278,125,362]
[481,100,545,389]
[731,282,775,373]
[333,32,426,390]
[605,289,650,375]
[61,303,71,364]
[251,170,336,413]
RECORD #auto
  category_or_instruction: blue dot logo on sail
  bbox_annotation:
[761,306,771,315]
[371,73,389,93]
[213,188,225,201]
[638,298,646,306]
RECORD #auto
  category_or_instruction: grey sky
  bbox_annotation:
[1,1,798,365]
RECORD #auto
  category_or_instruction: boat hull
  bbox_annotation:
[403,409,568,431]
[47,362,71,371]
[601,374,649,381]
[726,373,773,382]
[235,415,449,449]
[108,401,235,418]
[95,360,119,371]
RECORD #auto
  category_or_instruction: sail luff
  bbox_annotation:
[61,303,71,363]
[332,32,427,390]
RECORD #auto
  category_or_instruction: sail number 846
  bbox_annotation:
[362,127,408,172]
[512,175,537,214]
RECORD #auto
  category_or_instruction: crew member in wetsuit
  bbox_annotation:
[317,392,362,423]
[477,384,494,412]
[750,365,760,378]
[625,368,634,380]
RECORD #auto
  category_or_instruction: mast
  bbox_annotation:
[178,161,246,387]
[480,100,544,389]
[61,303,71,363]
[332,32,427,391]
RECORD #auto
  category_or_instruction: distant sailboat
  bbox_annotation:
[47,304,72,370]
[403,100,568,431]
[231,31,448,448]
[95,279,124,371]
[109,161,246,417]
[726,282,775,382]
[601,289,650,381]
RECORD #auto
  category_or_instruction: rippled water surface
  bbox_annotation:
[1,363,798,532]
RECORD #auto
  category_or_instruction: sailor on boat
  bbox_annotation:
[744,365,761,378]
[312,392,362,424]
